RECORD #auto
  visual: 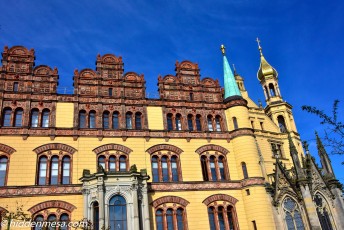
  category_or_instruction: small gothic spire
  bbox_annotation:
[288,133,305,179]
[315,131,335,177]
[232,64,237,76]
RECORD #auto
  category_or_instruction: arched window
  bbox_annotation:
[112,112,119,129]
[207,115,214,131]
[152,156,159,182]
[47,214,56,230]
[79,110,86,128]
[264,86,270,99]
[218,206,225,229]
[277,115,287,133]
[37,153,73,186]
[89,110,96,128]
[135,112,142,129]
[98,156,106,170]
[97,153,129,172]
[241,162,248,179]
[109,195,127,230]
[233,117,238,129]
[282,197,305,230]
[314,193,334,230]
[59,213,69,230]
[210,156,217,181]
[38,156,47,185]
[269,83,276,97]
[176,208,185,230]
[207,205,237,230]
[200,153,229,181]
[215,115,222,131]
[201,156,209,181]
[14,108,23,127]
[154,203,188,230]
[119,155,127,171]
[0,156,8,186]
[62,156,71,184]
[30,109,39,127]
[167,113,173,131]
[103,111,110,129]
[2,108,12,127]
[218,156,225,181]
[50,156,59,185]
[196,115,202,131]
[171,156,178,182]
[126,112,133,129]
[187,114,193,131]
[108,156,116,171]
[41,109,50,127]
[33,215,44,230]
[151,154,181,182]
[208,207,216,230]
[92,202,99,230]
[156,209,164,230]
[166,209,174,229]
[161,156,169,182]
[175,113,182,130]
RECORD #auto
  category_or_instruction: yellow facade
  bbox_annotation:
[3,44,342,230]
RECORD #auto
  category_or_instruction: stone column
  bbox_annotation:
[331,187,344,229]
[82,189,89,220]
[142,182,151,230]
[98,178,105,230]
[300,185,321,230]
[131,184,140,230]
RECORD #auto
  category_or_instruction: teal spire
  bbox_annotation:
[221,44,241,99]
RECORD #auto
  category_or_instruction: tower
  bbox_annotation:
[256,38,298,134]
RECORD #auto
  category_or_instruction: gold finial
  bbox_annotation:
[220,44,226,55]
[256,37,263,56]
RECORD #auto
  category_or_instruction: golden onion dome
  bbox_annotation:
[256,38,278,81]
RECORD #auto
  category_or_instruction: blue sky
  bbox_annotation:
[1,0,343,182]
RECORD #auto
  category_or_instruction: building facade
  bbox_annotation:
[0,43,343,230]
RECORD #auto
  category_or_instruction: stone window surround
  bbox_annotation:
[33,143,77,185]
[0,144,15,186]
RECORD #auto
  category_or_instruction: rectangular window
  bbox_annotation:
[108,88,113,96]
[260,122,264,130]
[13,82,19,92]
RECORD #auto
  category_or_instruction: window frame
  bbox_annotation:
[36,153,73,185]
[151,153,182,182]
[41,109,50,128]
[154,205,188,230]
[13,108,23,127]
[0,155,10,186]
[97,152,129,172]
[199,152,229,181]
[2,108,12,127]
